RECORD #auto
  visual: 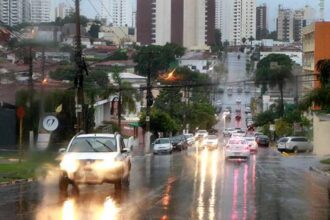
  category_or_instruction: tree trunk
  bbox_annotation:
[279,83,284,117]
[118,91,122,132]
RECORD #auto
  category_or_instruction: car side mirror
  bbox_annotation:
[122,147,130,153]
[58,148,66,153]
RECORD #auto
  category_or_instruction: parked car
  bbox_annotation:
[58,133,131,195]
[236,98,242,104]
[256,135,270,147]
[153,138,173,154]
[277,136,313,153]
[170,135,188,151]
[184,133,195,146]
[225,138,250,160]
[245,136,258,153]
[245,107,251,114]
[237,87,243,93]
[202,135,219,150]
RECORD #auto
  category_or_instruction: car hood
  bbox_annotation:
[62,152,119,160]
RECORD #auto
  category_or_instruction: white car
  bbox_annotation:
[245,136,258,153]
[245,107,251,114]
[195,130,208,140]
[59,133,131,194]
[225,138,250,160]
[153,138,173,154]
[223,128,235,137]
[231,130,245,138]
[184,133,195,145]
[202,135,219,150]
[236,98,242,104]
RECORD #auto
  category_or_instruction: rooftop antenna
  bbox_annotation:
[319,0,325,21]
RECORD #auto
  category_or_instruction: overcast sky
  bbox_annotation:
[54,0,330,31]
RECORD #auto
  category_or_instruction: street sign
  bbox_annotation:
[75,104,82,113]
[269,124,275,131]
[146,116,150,122]
[42,115,59,132]
[16,106,25,119]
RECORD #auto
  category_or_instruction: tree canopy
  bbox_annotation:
[255,53,293,116]
[133,43,185,77]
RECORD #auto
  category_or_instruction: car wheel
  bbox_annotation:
[293,146,298,154]
[115,181,122,191]
[71,182,79,197]
[59,175,69,195]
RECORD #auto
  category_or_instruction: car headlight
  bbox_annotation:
[60,157,79,173]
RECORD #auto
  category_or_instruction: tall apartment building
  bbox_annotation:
[276,6,293,42]
[302,22,330,96]
[277,5,316,42]
[55,3,73,19]
[31,0,51,23]
[110,0,133,27]
[22,0,31,23]
[219,0,256,46]
[0,0,23,26]
[256,4,267,40]
[136,0,215,49]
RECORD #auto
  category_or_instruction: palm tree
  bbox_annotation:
[110,71,140,132]
[300,59,330,112]
[255,54,293,116]
[316,59,330,87]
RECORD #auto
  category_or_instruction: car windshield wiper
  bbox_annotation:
[95,140,114,152]
[85,139,99,152]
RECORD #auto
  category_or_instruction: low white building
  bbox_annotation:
[94,72,146,128]
[262,95,295,112]
[179,51,217,74]
[259,51,302,66]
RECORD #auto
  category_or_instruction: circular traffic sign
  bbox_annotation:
[16,106,25,119]
[42,115,59,132]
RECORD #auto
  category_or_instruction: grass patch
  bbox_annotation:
[0,152,58,183]
[320,158,330,165]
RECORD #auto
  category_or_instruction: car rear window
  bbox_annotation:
[229,139,246,144]
[69,137,117,152]
[279,138,288,143]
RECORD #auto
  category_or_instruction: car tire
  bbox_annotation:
[71,182,79,197]
[59,175,69,195]
[115,181,122,191]
[293,146,298,154]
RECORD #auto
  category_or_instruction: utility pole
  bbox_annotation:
[40,46,45,114]
[145,53,154,153]
[74,0,85,133]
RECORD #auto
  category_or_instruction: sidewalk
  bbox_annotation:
[310,158,330,178]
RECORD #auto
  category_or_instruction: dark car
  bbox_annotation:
[170,135,188,151]
[256,135,269,147]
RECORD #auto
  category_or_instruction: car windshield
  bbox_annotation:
[157,138,170,144]
[69,137,117,152]
[184,134,193,138]
[207,135,218,140]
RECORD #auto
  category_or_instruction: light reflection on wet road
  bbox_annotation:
[0,146,329,220]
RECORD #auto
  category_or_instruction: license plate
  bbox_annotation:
[234,152,240,155]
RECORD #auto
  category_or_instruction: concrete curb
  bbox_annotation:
[309,166,330,177]
[0,178,35,188]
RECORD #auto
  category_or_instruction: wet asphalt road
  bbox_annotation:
[0,146,329,220]
[0,53,329,220]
